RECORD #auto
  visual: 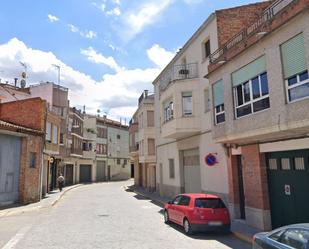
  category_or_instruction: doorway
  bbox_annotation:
[237,155,246,220]
[131,164,134,178]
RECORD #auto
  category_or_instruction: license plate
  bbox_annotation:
[208,221,223,226]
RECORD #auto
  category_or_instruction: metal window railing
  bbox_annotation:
[209,0,296,64]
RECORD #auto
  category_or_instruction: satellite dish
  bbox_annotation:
[21,72,26,79]
[20,79,26,88]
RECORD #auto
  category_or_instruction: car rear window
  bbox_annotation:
[195,198,226,209]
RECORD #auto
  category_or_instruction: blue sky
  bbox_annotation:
[0,0,262,120]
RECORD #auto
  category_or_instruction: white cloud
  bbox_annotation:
[92,2,106,12]
[0,38,173,120]
[182,0,203,4]
[81,47,123,72]
[68,24,97,39]
[112,0,121,5]
[106,7,121,16]
[120,0,174,40]
[147,44,175,69]
[47,14,59,23]
[84,30,97,39]
[68,24,79,33]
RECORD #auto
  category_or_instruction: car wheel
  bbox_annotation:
[164,210,170,224]
[183,218,193,235]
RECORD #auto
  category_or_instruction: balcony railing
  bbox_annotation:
[159,63,198,91]
[210,0,295,63]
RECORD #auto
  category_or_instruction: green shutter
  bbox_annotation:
[281,33,307,78]
[213,79,224,107]
[232,56,266,87]
[182,92,192,97]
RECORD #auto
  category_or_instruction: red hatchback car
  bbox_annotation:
[164,193,230,235]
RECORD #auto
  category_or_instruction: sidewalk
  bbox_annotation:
[126,184,260,244]
[0,184,81,218]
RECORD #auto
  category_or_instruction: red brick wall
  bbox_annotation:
[0,97,46,131]
[216,1,272,47]
[242,144,270,210]
[19,135,44,204]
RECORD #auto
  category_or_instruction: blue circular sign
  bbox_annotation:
[205,153,218,166]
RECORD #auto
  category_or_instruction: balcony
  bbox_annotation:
[71,147,83,156]
[161,116,200,139]
[159,63,198,91]
[208,0,304,73]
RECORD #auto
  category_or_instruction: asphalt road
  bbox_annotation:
[0,180,251,249]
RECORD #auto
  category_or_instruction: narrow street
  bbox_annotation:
[0,180,250,249]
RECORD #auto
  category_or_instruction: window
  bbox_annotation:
[147,111,154,127]
[164,101,174,123]
[234,72,270,118]
[97,127,107,138]
[60,133,64,144]
[30,152,37,168]
[268,159,278,170]
[148,139,155,156]
[269,230,285,241]
[281,158,291,170]
[280,229,309,249]
[169,159,175,179]
[195,198,226,208]
[117,134,121,139]
[213,80,225,124]
[215,104,225,124]
[204,40,211,58]
[179,196,191,206]
[295,157,305,170]
[117,158,121,165]
[286,71,309,102]
[124,159,127,165]
[281,33,308,102]
[172,196,182,205]
[96,144,107,155]
[46,122,52,142]
[52,125,58,144]
[182,92,193,116]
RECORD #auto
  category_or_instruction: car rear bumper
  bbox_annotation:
[191,223,231,232]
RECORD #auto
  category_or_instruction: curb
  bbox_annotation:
[0,184,82,218]
[51,184,82,207]
[232,231,252,244]
[126,186,252,244]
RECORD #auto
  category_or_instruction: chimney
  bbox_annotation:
[83,105,86,114]
[14,78,18,87]
[144,90,148,98]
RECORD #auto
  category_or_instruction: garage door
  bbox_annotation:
[183,149,201,193]
[0,134,21,204]
[266,149,309,228]
[80,165,92,183]
[96,161,106,182]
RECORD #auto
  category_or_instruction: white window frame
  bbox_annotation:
[214,104,225,125]
[233,72,270,119]
[285,70,309,103]
[163,101,174,123]
[182,92,193,117]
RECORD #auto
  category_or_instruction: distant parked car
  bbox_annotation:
[253,224,309,249]
[164,193,230,235]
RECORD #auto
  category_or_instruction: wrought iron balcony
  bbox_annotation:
[209,0,295,64]
[159,63,198,91]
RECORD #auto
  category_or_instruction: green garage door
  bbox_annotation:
[266,149,309,228]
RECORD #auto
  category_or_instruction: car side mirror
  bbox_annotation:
[168,201,172,204]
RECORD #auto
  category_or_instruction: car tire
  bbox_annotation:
[183,218,193,235]
[164,210,170,224]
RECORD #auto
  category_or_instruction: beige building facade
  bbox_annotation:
[207,0,309,230]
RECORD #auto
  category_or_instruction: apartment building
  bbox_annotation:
[152,2,272,206]
[129,90,156,191]
[207,0,309,230]
[0,98,46,205]
[84,115,130,181]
